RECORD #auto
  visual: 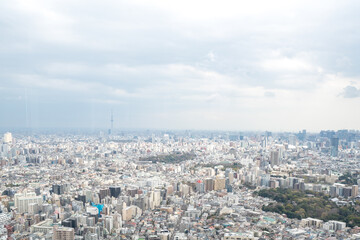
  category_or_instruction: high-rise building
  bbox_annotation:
[109,186,121,198]
[214,177,225,191]
[14,192,42,214]
[62,218,77,229]
[104,216,113,233]
[52,184,69,195]
[352,185,359,198]
[204,178,214,192]
[225,169,234,184]
[99,189,110,201]
[109,110,114,135]
[153,190,161,207]
[270,151,280,166]
[330,137,339,157]
[196,180,204,193]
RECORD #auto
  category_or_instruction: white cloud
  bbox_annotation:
[261,57,314,72]
[206,51,216,62]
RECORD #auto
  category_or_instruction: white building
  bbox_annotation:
[14,192,42,214]
[3,132,12,144]
[323,220,346,231]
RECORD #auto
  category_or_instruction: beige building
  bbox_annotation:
[214,177,225,191]
[352,185,359,198]
[53,227,74,240]
[122,205,142,221]
[300,217,323,228]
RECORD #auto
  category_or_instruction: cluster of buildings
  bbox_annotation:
[0,129,360,239]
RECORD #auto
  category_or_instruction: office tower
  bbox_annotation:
[331,137,339,157]
[52,184,66,195]
[86,217,95,227]
[62,218,77,229]
[109,110,113,135]
[225,169,234,184]
[14,192,42,214]
[127,188,138,198]
[352,185,359,198]
[99,189,110,201]
[104,216,113,233]
[260,174,271,187]
[225,179,233,192]
[270,150,280,166]
[113,213,122,229]
[153,190,161,207]
[53,227,74,240]
[289,135,296,145]
[196,180,205,193]
[297,130,307,141]
[204,178,214,192]
[302,129,306,140]
[3,132,12,144]
[109,186,121,198]
[343,187,352,198]
[214,177,225,191]
[261,136,267,148]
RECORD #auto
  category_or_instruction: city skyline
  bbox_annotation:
[1,129,360,239]
[1,0,360,131]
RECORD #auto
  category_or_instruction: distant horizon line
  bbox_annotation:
[1,127,359,134]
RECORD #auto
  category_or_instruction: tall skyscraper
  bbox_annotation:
[109,110,114,135]
[109,186,121,198]
[204,178,214,192]
[270,150,280,166]
[331,137,339,157]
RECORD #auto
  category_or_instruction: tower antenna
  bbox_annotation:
[111,109,114,135]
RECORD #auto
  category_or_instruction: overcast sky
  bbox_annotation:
[1,0,360,132]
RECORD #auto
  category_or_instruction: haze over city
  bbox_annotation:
[3,2,360,240]
[1,0,360,131]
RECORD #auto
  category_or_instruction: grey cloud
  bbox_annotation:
[341,85,360,98]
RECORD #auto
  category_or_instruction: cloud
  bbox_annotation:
[261,57,314,72]
[264,91,276,98]
[1,0,360,130]
[206,51,216,62]
[341,85,360,98]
